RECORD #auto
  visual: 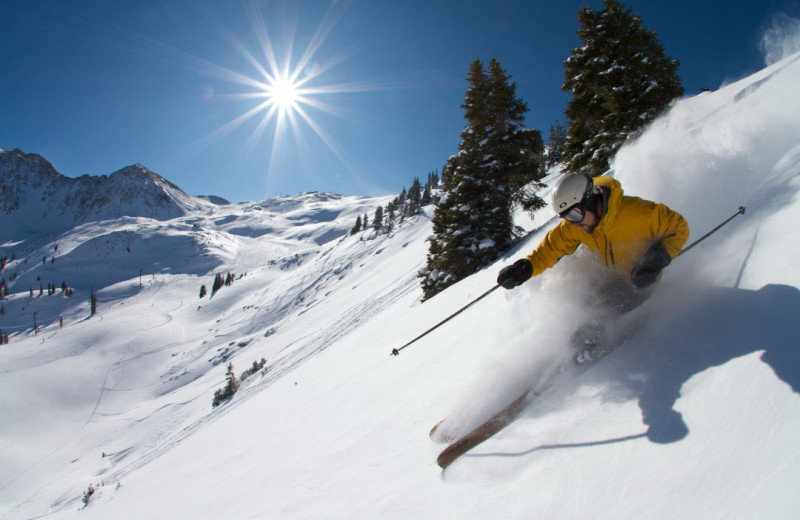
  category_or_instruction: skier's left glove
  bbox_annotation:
[631,241,672,289]
[497,259,533,289]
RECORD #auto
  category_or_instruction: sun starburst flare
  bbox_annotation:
[266,75,301,111]
[147,0,387,196]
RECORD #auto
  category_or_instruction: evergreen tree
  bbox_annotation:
[199,285,207,298]
[420,59,544,300]
[373,205,384,232]
[351,215,362,235]
[562,0,683,176]
[383,205,393,232]
[407,177,422,215]
[90,291,97,316]
[485,59,546,199]
[212,273,224,294]
[386,203,396,226]
[421,180,433,206]
[212,362,240,407]
[546,121,568,168]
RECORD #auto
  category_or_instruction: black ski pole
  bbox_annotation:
[391,207,745,357]
[677,206,746,257]
[391,284,501,356]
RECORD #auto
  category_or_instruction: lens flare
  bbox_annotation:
[130,0,412,195]
[267,74,300,111]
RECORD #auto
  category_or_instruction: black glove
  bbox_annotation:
[631,241,672,289]
[497,259,533,289]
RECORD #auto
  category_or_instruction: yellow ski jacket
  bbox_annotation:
[526,176,690,279]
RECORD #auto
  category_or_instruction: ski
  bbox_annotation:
[429,419,449,444]
[434,341,623,469]
[436,389,532,469]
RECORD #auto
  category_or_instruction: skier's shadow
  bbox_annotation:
[620,283,800,444]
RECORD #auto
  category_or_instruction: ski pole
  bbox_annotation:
[677,206,745,257]
[391,284,501,356]
[391,207,745,357]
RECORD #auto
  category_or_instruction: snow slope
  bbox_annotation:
[2,51,800,520]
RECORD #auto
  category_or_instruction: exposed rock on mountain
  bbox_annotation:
[0,148,208,241]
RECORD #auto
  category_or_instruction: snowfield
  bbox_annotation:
[2,51,800,520]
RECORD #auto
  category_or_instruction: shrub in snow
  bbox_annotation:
[212,362,240,407]
[81,484,95,507]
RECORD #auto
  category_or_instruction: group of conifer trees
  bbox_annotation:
[199,271,239,299]
[419,0,683,300]
[212,358,268,407]
[350,171,439,236]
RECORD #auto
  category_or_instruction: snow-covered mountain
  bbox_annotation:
[0,150,212,243]
[1,51,800,520]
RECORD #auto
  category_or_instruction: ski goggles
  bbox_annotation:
[559,203,587,223]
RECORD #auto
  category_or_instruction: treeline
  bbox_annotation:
[23,281,74,299]
[1,246,75,300]
[350,171,439,236]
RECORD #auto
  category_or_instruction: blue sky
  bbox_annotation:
[2,0,798,203]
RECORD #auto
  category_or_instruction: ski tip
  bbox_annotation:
[429,420,455,444]
[437,443,466,469]
[437,450,456,469]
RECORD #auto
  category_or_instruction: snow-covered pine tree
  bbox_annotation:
[562,0,683,176]
[485,59,546,202]
[420,58,544,300]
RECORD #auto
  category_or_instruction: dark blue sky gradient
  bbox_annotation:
[1,0,798,202]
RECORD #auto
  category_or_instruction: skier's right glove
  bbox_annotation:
[497,258,533,289]
[631,241,672,289]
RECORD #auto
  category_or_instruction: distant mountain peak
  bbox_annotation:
[0,149,209,242]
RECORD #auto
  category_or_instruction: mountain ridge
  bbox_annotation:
[0,148,212,243]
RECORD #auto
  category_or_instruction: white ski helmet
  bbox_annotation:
[551,173,594,216]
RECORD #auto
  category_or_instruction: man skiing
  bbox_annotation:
[497,173,690,353]
[432,175,689,467]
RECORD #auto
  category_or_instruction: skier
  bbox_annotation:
[497,173,690,356]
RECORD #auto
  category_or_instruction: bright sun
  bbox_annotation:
[267,75,300,111]
[178,0,376,192]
